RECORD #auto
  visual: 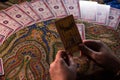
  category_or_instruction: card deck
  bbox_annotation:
[63,0,80,19]
[0,23,14,38]
[96,4,110,25]
[18,1,41,22]
[0,35,5,45]
[79,1,97,21]
[5,5,35,27]
[46,0,68,18]
[55,15,82,53]
[30,0,55,21]
[76,23,85,40]
[0,11,23,32]
[107,7,120,30]
[0,58,4,75]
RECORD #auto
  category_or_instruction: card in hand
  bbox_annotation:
[63,0,80,19]
[18,1,41,22]
[0,11,23,32]
[5,5,34,27]
[30,0,55,21]
[55,15,82,53]
[0,58,4,75]
[107,8,120,30]
[0,23,14,38]
[76,23,85,40]
[0,35,5,45]
[46,0,68,18]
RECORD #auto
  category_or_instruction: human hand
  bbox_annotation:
[79,40,120,73]
[49,50,77,80]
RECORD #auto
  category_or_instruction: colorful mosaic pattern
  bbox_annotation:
[0,20,63,79]
[0,1,120,80]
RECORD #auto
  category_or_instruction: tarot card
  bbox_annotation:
[107,8,120,30]
[0,58,4,75]
[46,0,68,18]
[79,1,97,21]
[76,23,85,40]
[96,4,110,25]
[0,11,23,32]
[30,0,55,21]
[55,15,82,53]
[0,23,14,38]
[0,35,5,45]
[5,5,35,27]
[63,0,80,19]
[18,1,41,22]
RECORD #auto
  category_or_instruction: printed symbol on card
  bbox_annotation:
[109,16,114,20]
[69,6,74,9]
[16,14,22,18]
[38,8,44,11]
[26,11,30,14]
[54,6,59,9]
[97,12,102,15]
[3,20,9,24]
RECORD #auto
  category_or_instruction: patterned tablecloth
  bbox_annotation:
[0,0,120,80]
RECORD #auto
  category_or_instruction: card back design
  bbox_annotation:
[0,35,5,45]
[18,1,41,22]
[107,8,120,30]
[63,0,80,19]
[0,23,14,38]
[96,4,110,25]
[46,0,68,18]
[76,23,85,40]
[0,11,23,32]
[30,0,55,21]
[5,5,34,27]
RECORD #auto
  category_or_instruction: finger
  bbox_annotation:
[83,39,101,43]
[68,55,75,65]
[49,62,56,73]
[79,44,97,58]
[68,55,77,70]
[55,50,66,61]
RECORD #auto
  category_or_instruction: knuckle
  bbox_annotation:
[50,62,55,68]
[57,50,63,53]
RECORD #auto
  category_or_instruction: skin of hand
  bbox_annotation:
[49,50,77,80]
[79,40,120,74]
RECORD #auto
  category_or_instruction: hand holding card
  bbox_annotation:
[55,15,82,54]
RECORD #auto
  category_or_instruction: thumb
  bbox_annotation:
[79,44,98,59]
[68,55,77,71]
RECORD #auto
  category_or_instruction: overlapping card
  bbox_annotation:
[0,58,4,76]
